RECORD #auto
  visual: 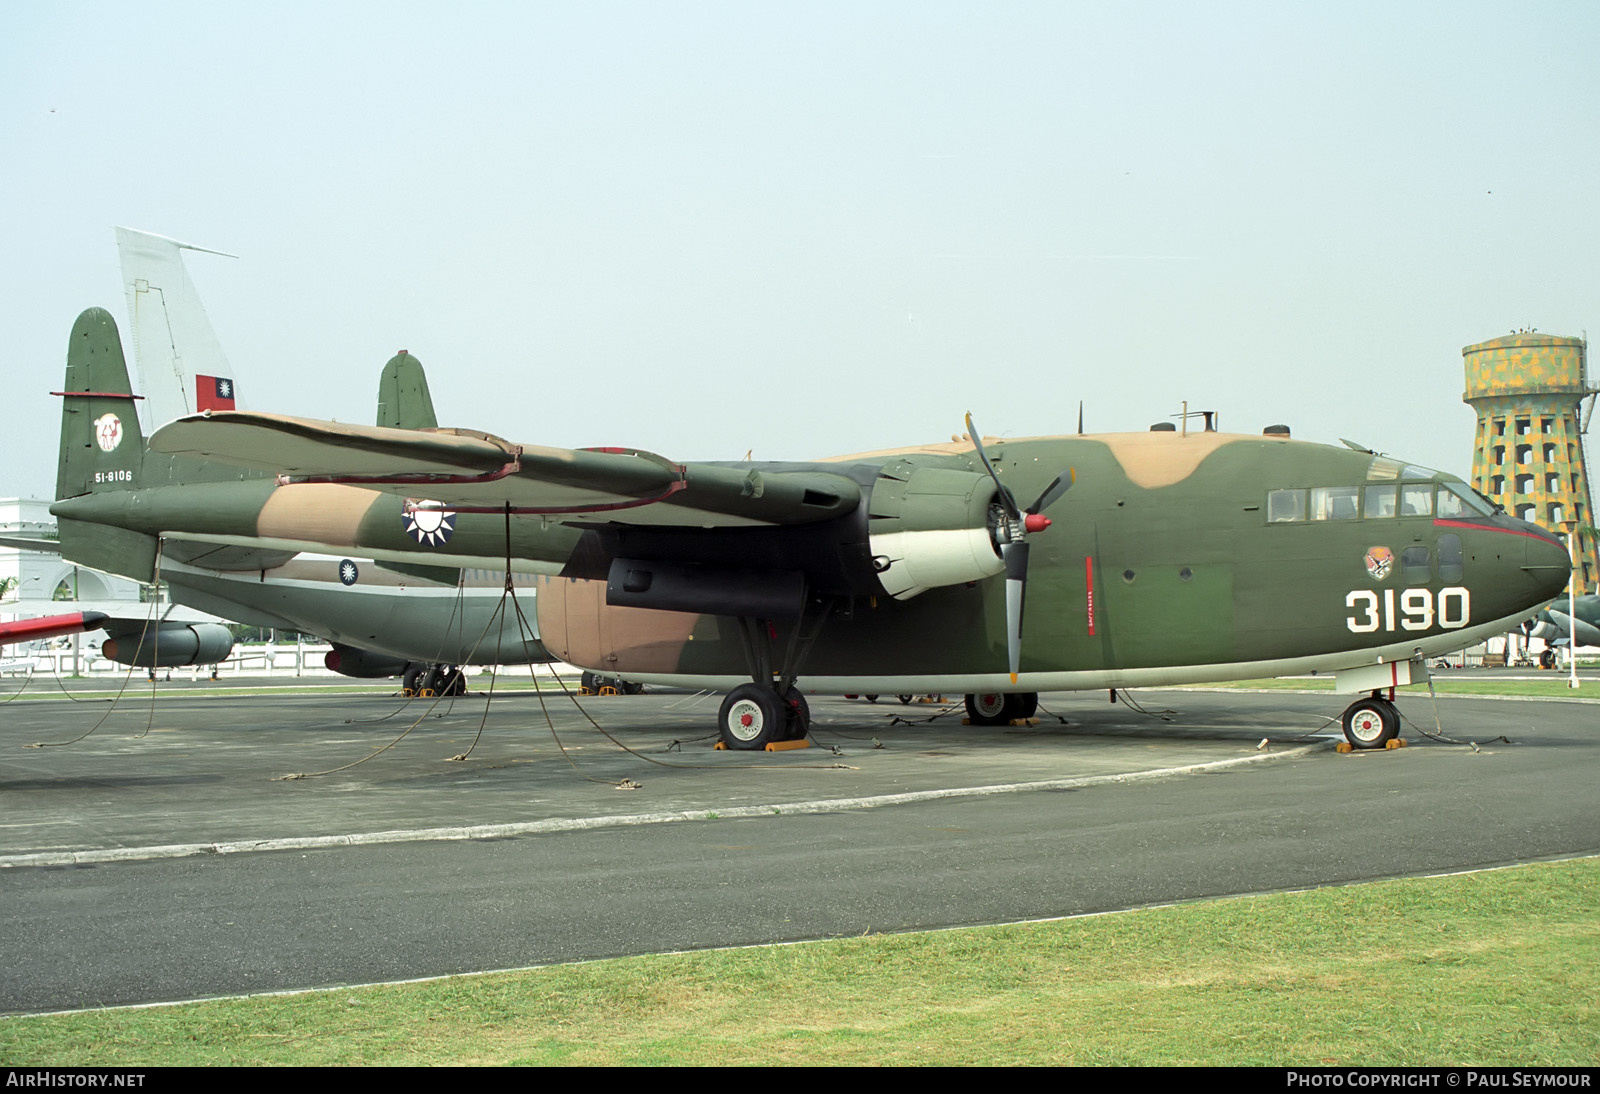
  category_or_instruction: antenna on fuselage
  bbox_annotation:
[1171,402,1218,436]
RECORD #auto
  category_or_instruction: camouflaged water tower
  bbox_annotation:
[1463,332,1599,594]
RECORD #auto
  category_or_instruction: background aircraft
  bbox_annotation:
[1529,593,1600,665]
[50,303,1573,750]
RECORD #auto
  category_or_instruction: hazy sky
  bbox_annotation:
[4,1,1597,501]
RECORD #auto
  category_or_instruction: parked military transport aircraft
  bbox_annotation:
[50,305,1572,749]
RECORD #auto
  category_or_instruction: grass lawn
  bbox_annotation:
[3,858,1595,1066]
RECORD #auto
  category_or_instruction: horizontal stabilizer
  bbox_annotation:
[0,611,110,647]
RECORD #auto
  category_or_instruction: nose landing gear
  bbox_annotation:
[1340,692,1400,749]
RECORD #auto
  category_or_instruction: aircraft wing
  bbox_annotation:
[2,599,223,641]
[0,534,61,554]
[149,413,862,527]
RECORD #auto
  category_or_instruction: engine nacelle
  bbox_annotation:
[867,460,1003,599]
[324,644,418,679]
[101,623,235,668]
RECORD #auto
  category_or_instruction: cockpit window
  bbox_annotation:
[1268,488,1306,523]
[1402,464,1440,481]
[1310,486,1360,521]
[1399,483,1434,517]
[1437,482,1495,518]
[1367,457,1403,481]
[1364,485,1397,519]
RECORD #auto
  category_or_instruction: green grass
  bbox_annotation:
[3,858,1595,1066]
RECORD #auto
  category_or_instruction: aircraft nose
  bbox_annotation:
[1523,527,1573,601]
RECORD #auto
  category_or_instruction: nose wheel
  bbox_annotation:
[1340,694,1400,749]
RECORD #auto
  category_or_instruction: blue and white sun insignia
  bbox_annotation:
[403,501,457,547]
[339,559,359,586]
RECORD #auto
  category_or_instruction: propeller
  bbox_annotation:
[965,413,1075,682]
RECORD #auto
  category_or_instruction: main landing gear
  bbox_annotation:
[403,663,466,698]
[717,683,810,749]
[714,599,832,750]
[964,692,1040,726]
[1339,692,1400,749]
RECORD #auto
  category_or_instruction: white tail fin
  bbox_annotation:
[114,227,240,433]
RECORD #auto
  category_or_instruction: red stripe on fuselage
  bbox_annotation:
[1433,518,1560,545]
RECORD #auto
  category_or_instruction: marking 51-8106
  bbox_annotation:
[1346,587,1470,632]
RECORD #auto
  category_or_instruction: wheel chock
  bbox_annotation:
[599,686,620,696]
[1336,742,1353,753]
[712,738,812,751]
[961,717,972,725]
[1385,738,1408,749]
[1007,716,1041,726]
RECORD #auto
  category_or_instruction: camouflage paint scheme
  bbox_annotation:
[52,308,1571,706]
[1462,332,1598,595]
[51,309,545,670]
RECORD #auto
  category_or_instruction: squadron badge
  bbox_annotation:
[1364,546,1394,581]
[403,501,457,547]
[93,413,122,453]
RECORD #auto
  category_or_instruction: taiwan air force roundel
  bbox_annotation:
[403,502,457,547]
[93,413,122,452]
[339,560,359,586]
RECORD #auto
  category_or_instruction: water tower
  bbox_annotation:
[1462,332,1598,594]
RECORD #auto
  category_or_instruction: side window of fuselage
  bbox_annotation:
[1310,486,1359,520]
[1438,534,1464,583]
[1268,489,1306,522]
[1402,546,1431,584]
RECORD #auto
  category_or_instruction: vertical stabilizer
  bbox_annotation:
[56,308,145,501]
[376,352,439,429]
[115,227,239,432]
[54,308,161,581]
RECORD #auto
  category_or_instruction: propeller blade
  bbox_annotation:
[1003,540,1029,683]
[1027,467,1076,515]
[964,412,1019,518]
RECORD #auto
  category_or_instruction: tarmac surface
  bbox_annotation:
[1,675,1597,1014]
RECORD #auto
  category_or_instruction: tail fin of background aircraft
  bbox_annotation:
[54,308,161,581]
[115,227,239,434]
[376,352,439,429]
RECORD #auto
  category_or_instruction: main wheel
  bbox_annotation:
[439,666,466,696]
[402,664,424,696]
[782,687,810,740]
[1341,697,1399,749]
[1540,648,1556,669]
[1014,692,1039,719]
[718,684,786,750]
[965,692,1021,726]
[418,665,444,696]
